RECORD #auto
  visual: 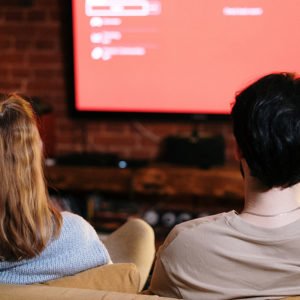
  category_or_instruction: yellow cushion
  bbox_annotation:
[41,263,140,293]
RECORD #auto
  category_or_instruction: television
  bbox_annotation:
[68,0,300,120]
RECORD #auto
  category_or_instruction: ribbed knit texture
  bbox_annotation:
[0,211,110,284]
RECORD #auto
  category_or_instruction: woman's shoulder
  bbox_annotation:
[42,211,110,274]
[61,211,87,223]
[60,211,97,238]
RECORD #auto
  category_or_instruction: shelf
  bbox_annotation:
[45,164,243,200]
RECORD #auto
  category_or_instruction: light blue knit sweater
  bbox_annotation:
[0,211,111,284]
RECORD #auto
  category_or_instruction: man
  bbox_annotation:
[149,73,300,300]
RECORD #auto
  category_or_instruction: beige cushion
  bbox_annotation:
[103,218,155,291]
[0,284,177,300]
[41,263,140,293]
[0,283,295,300]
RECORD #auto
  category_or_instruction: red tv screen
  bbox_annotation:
[71,0,300,116]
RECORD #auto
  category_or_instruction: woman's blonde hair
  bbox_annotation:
[0,93,62,261]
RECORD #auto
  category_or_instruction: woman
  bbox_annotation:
[0,94,111,284]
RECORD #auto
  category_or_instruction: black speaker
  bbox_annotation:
[159,135,225,168]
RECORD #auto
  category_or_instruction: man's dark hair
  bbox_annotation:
[231,72,300,188]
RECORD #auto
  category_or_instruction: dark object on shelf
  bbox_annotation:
[117,159,149,169]
[56,152,120,167]
[159,135,225,168]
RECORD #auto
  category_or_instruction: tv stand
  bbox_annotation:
[45,164,243,240]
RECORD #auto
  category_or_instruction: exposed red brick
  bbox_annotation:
[0,25,37,36]
[56,143,84,153]
[34,26,61,39]
[0,0,31,6]
[0,38,13,50]
[14,39,33,49]
[28,53,63,65]
[27,79,64,90]
[129,148,158,160]
[93,135,138,147]
[140,137,161,147]
[33,69,62,78]
[34,40,57,50]
[0,53,25,64]
[33,0,61,9]
[27,10,46,21]
[0,81,22,92]
[0,68,9,78]
[49,11,61,21]
[104,122,131,134]
[4,10,24,21]
[55,118,74,130]
[11,68,30,78]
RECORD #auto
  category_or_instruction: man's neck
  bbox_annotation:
[239,161,300,227]
[244,181,300,214]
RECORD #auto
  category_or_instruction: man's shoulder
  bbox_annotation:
[162,211,233,249]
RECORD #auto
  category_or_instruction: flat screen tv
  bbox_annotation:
[68,0,300,120]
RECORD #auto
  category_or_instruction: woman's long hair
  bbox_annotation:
[0,93,62,261]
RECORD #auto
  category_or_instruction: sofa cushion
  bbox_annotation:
[0,284,177,300]
[0,283,297,300]
[41,263,140,293]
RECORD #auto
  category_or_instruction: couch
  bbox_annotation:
[1,264,300,300]
[0,218,299,300]
[0,263,177,300]
[0,217,176,299]
[0,283,177,300]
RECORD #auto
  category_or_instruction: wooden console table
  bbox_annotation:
[45,164,244,235]
[45,164,244,200]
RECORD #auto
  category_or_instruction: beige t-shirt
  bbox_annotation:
[149,211,300,300]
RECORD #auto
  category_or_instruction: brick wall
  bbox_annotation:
[0,0,236,164]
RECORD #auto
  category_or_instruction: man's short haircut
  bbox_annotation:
[231,72,300,188]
